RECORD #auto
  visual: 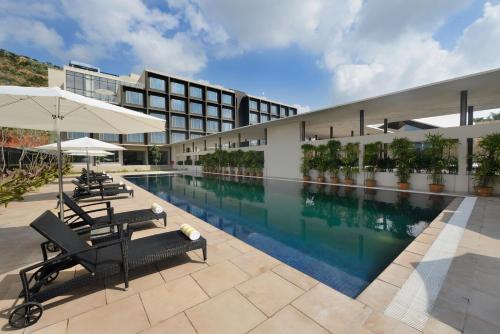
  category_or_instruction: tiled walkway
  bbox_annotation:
[0,173,498,333]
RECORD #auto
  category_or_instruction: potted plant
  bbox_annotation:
[342,143,359,185]
[364,141,382,187]
[301,144,315,181]
[327,140,341,183]
[315,145,328,182]
[473,133,500,196]
[389,138,415,190]
[424,133,459,193]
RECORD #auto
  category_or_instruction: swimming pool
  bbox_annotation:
[124,174,454,297]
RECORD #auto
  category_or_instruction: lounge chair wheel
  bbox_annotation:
[46,242,59,253]
[8,302,43,329]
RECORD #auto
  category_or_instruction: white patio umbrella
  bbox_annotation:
[0,86,165,220]
[37,137,125,182]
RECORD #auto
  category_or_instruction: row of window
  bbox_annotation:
[249,113,280,124]
[148,77,234,105]
[249,99,297,116]
[125,91,234,119]
[170,116,233,132]
[66,71,118,103]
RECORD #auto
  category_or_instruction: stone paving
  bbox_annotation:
[0,173,498,333]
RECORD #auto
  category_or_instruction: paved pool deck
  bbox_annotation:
[0,173,499,334]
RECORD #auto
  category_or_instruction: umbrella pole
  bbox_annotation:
[86,148,90,187]
[55,97,64,221]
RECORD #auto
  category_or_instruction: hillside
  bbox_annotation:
[0,49,61,87]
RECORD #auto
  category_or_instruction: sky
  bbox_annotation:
[1,0,500,123]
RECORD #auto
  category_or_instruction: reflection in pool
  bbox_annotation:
[125,174,454,297]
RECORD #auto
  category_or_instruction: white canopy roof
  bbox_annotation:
[65,150,114,157]
[37,137,125,151]
[0,86,165,133]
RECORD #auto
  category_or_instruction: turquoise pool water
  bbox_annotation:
[124,174,454,297]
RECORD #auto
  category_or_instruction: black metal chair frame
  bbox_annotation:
[8,211,206,329]
[72,180,134,200]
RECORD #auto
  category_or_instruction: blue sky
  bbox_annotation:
[1,0,500,114]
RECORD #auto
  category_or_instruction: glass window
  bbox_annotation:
[149,95,165,109]
[222,122,233,131]
[222,107,233,119]
[261,114,269,122]
[125,91,143,106]
[222,93,233,105]
[207,120,219,132]
[171,98,185,112]
[190,133,203,139]
[271,104,278,115]
[249,113,259,124]
[207,90,218,102]
[171,115,186,128]
[99,151,119,163]
[150,132,166,144]
[171,132,186,143]
[149,77,165,91]
[190,118,203,130]
[126,133,144,143]
[271,116,279,120]
[67,132,89,140]
[280,106,287,117]
[289,108,297,115]
[190,86,202,98]
[99,133,119,142]
[190,102,203,115]
[150,112,166,120]
[207,105,218,117]
[171,81,185,95]
[261,103,269,113]
[249,100,258,110]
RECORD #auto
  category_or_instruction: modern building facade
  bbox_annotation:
[170,67,500,195]
[48,62,298,166]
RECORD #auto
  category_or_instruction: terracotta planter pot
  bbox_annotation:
[317,176,325,183]
[303,176,311,182]
[365,179,377,187]
[398,182,410,190]
[476,186,493,197]
[429,184,444,193]
[330,176,340,184]
[344,179,354,185]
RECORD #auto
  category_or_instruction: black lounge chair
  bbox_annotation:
[61,193,167,234]
[8,210,206,329]
[72,180,133,200]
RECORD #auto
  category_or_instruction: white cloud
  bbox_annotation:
[0,17,64,55]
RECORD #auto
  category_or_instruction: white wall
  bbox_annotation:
[170,121,500,195]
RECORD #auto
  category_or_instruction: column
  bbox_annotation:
[467,106,474,125]
[359,109,365,136]
[300,121,305,141]
[182,144,185,153]
[383,118,388,159]
[264,128,267,145]
[358,143,364,185]
[467,105,474,172]
[237,133,241,148]
[204,140,207,151]
[330,126,333,138]
[457,137,469,193]
[351,130,354,137]
[218,137,221,148]
[460,90,468,126]
[192,142,195,152]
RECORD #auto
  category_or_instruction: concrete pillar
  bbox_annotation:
[457,137,469,193]
[358,144,364,185]
[383,118,388,133]
[329,126,333,138]
[118,151,124,165]
[467,138,473,172]
[192,142,195,152]
[218,137,221,148]
[351,130,354,137]
[237,133,241,147]
[467,106,474,125]
[460,90,468,126]
[359,110,365,136]
[264,128,267,145]
[182,144,185,153]
[204,140,207,151]
[300,122,305,141]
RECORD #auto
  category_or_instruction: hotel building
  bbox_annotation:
[48,61,298,166]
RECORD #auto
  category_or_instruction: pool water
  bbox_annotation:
[124,174,454,297]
